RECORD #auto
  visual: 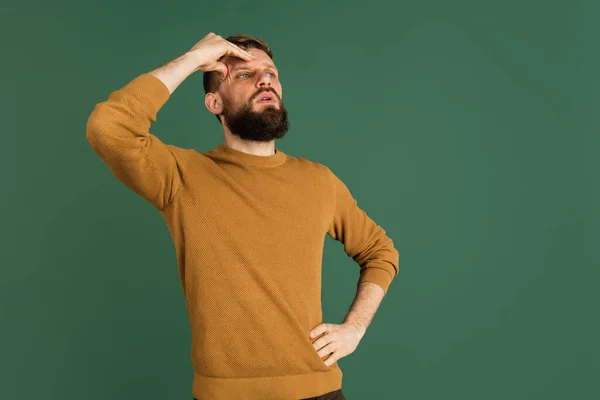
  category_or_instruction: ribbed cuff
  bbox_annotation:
[358,266,394,294]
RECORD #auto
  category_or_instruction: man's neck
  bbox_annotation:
[222,131,276,156]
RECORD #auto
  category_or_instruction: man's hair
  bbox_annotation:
[203,34,274,123]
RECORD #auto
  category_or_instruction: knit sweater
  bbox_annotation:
[85,73,399,400]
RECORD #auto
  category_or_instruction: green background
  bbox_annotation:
[4,0,599,398]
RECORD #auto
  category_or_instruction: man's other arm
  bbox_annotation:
[326,167,400,294]
[326,167,400,334]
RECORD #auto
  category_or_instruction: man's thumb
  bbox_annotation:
[213,62,228,80]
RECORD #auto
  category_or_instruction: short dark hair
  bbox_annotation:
[203,34,274,123]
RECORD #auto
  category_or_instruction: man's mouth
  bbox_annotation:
[255,91,277,104]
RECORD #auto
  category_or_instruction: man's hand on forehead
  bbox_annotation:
[184,32,256,78]
[145,32,257,94]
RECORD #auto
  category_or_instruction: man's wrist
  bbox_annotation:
[148,52,199,95]
[343,320,366,338]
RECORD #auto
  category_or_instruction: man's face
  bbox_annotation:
[215,48,289,142]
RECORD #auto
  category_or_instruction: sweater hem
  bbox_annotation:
[192,367,343,400]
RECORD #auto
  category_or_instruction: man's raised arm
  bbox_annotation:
[85,32,256,210]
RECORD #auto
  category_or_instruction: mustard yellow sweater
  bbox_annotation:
[85,73,399,400]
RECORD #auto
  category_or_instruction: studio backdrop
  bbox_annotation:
[5,0,599,399]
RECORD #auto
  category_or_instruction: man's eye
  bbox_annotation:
[238,73,250,79]
[267,72,277,78]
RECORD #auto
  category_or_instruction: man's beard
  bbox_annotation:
[221,91,289,142]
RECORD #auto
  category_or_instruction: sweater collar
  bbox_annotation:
[211,142,287,167]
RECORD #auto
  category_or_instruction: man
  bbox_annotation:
[86,32,399,400]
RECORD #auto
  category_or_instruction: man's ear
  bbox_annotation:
[205,92,223,116]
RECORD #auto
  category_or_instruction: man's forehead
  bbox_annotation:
[229,60,278,71]
[223,49,277,71]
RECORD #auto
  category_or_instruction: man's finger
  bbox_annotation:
[309,323,330,339]
[226,41,255,60]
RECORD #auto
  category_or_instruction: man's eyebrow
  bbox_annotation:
[231,62,278,72]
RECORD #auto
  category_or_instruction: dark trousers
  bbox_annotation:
[193,388,346,400]
[299,388,346,400]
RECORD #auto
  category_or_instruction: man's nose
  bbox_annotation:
[256,72,272,87]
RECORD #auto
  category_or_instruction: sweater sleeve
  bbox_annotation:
[85,73,190,211]
[326,167,400,295]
